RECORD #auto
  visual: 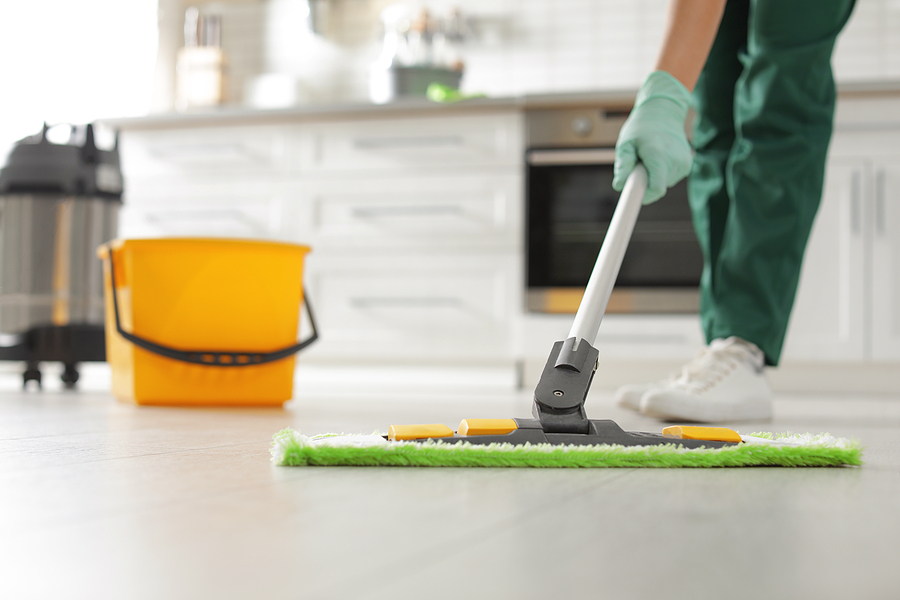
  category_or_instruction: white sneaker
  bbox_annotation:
[638,337,773,423]
[615,382,658,411]
[613,346,713,411]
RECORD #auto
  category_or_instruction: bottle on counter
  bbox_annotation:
[176,7,228,111]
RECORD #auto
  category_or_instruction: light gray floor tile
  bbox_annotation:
[1,375,898,599]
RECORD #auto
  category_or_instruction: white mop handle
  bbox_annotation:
[567,164,648,347]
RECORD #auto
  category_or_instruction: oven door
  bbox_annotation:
[526,147,702,314]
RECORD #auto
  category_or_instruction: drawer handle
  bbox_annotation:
[352,135,465,150]
[851,170,862,235]
[350,297,463,308]
[875,168,886,236]
[351,205,464,218]
[149,143,264,162]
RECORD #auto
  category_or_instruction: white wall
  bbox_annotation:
[192,0,900,108]
[0,0,158,147]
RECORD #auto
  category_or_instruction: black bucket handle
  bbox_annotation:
[106,249,318,367]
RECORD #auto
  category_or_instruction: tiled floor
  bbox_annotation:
[1,365,899,599]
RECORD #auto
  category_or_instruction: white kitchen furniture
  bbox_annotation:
[291,110,524,365]
[116,106,525,372]
[117,123,292,239]
[112,90,900,391]
[782,95,900,363]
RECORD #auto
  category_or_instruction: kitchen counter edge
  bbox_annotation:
[102,81,900,131]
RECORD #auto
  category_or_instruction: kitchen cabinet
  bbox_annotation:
[290,111,524,365]
[781,157,867,361]
[118,175,292,239]
[118,124,291,239]
[870,155,900,359]
[119,124,288,176]
[782,100,900,363]
[303,252,520,362]
[287,172,521,250]
[297,112,522,172]
[112,93,900,377]
[116,107,525,368]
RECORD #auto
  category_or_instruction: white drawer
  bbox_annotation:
[119,125,288,177]
[302,252,522,361]
[119,178,291,239]
[298,111,523,173]
[119,204,281,239]
[123,172,289,205]
[290,172,521,249]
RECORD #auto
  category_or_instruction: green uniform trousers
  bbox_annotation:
[689,0,856,365]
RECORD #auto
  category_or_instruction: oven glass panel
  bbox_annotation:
[528,161,703,289]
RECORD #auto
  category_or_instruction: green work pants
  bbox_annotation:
[689,0,856,365]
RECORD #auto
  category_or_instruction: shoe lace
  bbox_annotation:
[672,341,757,393]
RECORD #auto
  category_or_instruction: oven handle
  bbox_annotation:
[527,148,616,166]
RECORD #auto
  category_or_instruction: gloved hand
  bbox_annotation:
[613,70,693,204]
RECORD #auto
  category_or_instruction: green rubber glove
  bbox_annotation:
[613,70,693,204]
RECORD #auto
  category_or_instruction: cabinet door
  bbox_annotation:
[782,158,867,361]
[119,125,288,176]
[119,177,291,240]
[297,112,523,173]
[870,157,900,360]
[301,252,521,362]
[288,172,521,250]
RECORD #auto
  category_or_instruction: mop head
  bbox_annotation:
[270,429,862,468]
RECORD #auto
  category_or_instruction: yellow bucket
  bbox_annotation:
[97,238,316,406]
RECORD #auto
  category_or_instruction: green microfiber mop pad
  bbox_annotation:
[270,429,862,468]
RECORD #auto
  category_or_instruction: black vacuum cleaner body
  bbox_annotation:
[0,123,121,388]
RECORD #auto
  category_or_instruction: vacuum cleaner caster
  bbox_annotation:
[23,361,42,390]
[61,363,80,389]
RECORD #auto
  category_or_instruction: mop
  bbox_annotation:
[272,166,862,468]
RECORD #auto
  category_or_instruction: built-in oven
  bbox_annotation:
[526,106,702,314]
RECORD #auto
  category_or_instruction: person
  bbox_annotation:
[611,0,856,422]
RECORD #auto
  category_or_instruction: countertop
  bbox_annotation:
[103,89,638,130]
[104,80,900,131]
